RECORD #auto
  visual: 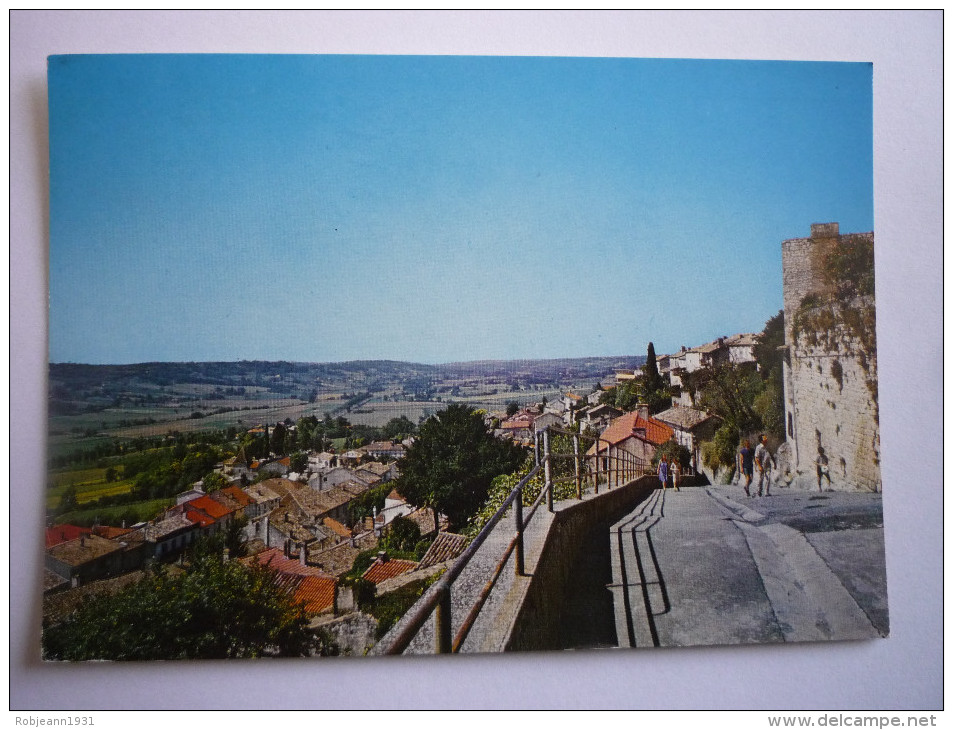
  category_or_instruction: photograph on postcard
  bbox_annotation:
[43,54,885,659]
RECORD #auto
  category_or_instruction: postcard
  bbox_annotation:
[43,54,884,660]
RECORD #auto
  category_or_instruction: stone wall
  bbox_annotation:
[504,475,657,652]
[781,223,881,492]
[313,611,378,657]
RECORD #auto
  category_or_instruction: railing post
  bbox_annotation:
[544,428,553,512]
[514,480,524,576]
[594,438,600,494]
[435,585,452,654]
[573,433,581,499]
[608,443,614,489]
[534,430,540,467]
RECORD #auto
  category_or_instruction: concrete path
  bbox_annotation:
[609,485,887,648]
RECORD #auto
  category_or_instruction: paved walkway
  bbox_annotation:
[609,485,887,648]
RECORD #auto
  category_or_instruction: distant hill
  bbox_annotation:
[48,356,646,422]
[50,356,645,388]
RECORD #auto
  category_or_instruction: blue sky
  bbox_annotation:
[48,55,873,365]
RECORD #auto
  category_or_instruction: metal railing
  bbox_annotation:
[384,425,648,655]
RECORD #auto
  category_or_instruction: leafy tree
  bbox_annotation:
[753,310,785,377]
[382,415,416,440]
[702,422,742,478]
[396,404,524,530]
[289,451,308,474]
[751,310,786,440]
[57,485,78,515]
[506,401,520,417]
[753,376,785,440]
[693,362,762,436]
[202,471,228,492]
[653,439,692,469]
[104,466,118,483]
[380,515,421,555]
[42,552,332,660]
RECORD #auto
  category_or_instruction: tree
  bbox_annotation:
[202,471,228,492]
[643,342,663,392]
[752,311,786,440]
[640,342,669,414]
[289,451,308,474]
[380,515,422,555]
[653,438,692,469]
[395,404,524,530]
[693,362,762,436]
[270,423,287,456]
[506,401,520,417]
[57,485,79,515]
[381,415,416,441]
[42,552,332,660]
[753,310,785,377]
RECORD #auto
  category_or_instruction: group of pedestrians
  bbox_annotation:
[736,436,834,496]
[656,454,682,491]
[737,435,775,497]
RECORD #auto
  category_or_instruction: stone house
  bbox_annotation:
[652,404,720,472]
[360,441,406,460]
[45,534,128,587]
[586,406,674,475]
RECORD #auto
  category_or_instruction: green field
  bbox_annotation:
[56,498,174,528]
[47,466,137,510]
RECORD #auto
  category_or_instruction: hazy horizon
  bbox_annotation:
[48,352,647,368]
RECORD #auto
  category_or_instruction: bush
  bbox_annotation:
[653,439,691,469]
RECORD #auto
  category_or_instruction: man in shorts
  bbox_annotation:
[754,434,774,497]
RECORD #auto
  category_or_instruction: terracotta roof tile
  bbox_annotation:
[222,485,254,506]
[362,556,418,584]
[184,508,215,528]
[589,411,674,454]
[186,495,233,520]
[294,575,336,614]
[91,525,133,540]
[45,524,91,549]
[248,547,333,578]
[418,532,469,570]
[323,517,352,538]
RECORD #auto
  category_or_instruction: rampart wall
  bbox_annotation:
[781,223,880,492]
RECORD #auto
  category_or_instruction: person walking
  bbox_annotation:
[739,440,754,497]
[816,446,832,491]
[658,455,669,491]
[671,459,682,491]
[754,434,774,497]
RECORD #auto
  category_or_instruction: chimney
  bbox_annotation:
[637,403,649,421]
[299,543,307,566]
[377,550,388,563]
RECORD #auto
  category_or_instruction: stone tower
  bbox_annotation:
[781,223,880,492]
